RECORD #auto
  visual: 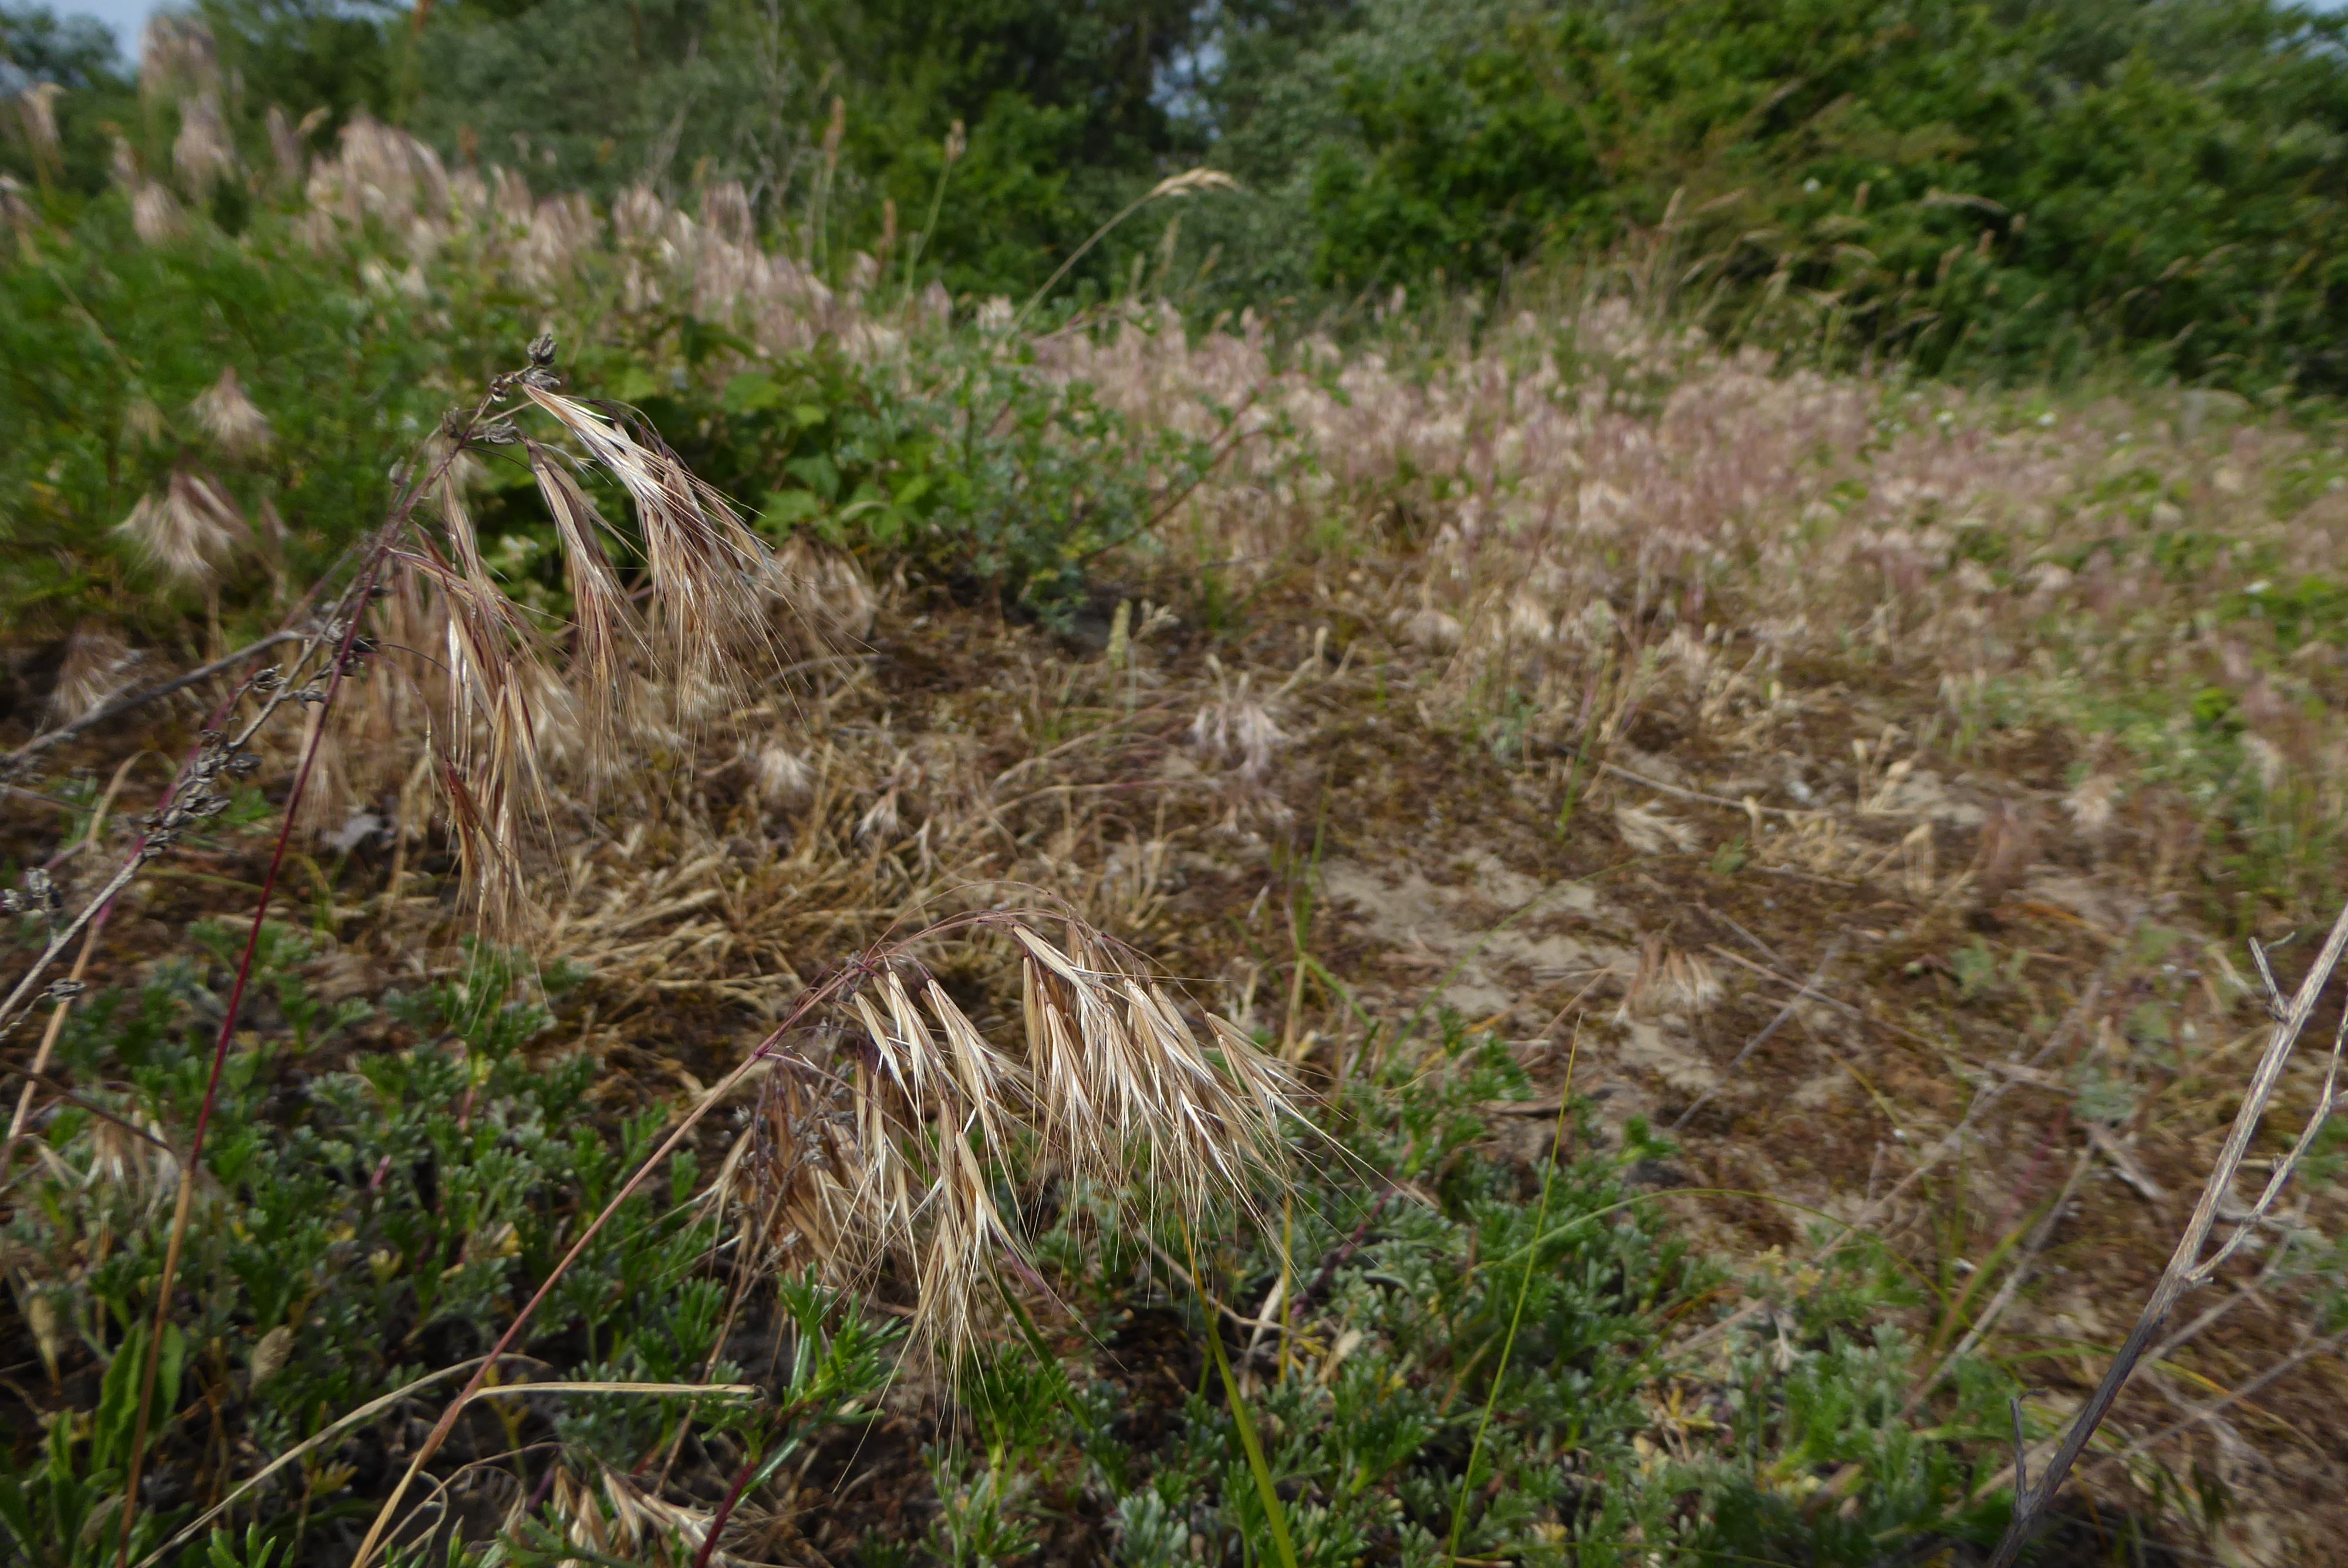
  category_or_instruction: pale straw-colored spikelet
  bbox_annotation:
[139,15,220,100]
[0,174,35,247]
[2244,734,2288,795]
[1614,802,1698,855]
[264,104,306,188]
[749,922,1293,1355]
[524,441,640,726]
[700,180,754,247]
[171,90,238,195]
[48,623,140,722]
[290,715,353,836]
[854,788,902,842]
[416,428,485,496]
[123,397,166,446]
[1397,604,1463,652]
[116,471,247,586]
[2063,772,2120,839]
[522,386,778,684]
[1659,947,1721,1014]
[16,82,61,172]
[395,543,555,921]
[753,742,813,805]
[768,534,876,645]
[129,180,186,245]
[191,366,272,458]
[1145,167,1239,202]
[1190,665,1289,780]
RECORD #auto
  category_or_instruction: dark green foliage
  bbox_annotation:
[1287,0,2348,388]
[28,0,2348,385]
[194,0,406,131]
[0,185,1212,640]
[0,928,886,1566]
[0,208,450,638]
[598,333,1217,621]
[994,1018,2016,1567]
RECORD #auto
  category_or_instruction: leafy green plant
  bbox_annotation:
[0,929,825,1566]
[991,1016,2020,1568]
[593,332,1219,624]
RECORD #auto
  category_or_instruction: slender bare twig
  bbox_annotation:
[113,577,385,1568]
[1989,898,2348,1567]
[113,374,517,1567]
[0,634,334,1042]
[1600,760,1813,820]
[2099,1326,2348,1474]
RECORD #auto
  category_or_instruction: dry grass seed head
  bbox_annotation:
[0,174,35,248]
[753,742,814,806]
[751,922,1293,1357]
[129,179,185,245]
[48,623,140,722]
[521,386,781,691]
[1191,664,1290,780]
[171,90,237,194]
[525,441,642,731]
[16,82,60,167]
[393,546,558,920]
[191,366,271,458]
[1614,802,1698,856]
[264,104,306,187]
[139,15,220,100]
[768,534,877,648]
[116,471,247,587]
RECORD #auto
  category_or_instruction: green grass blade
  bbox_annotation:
[1446,1026,1580,1563]
[1185,1227,1300,1568]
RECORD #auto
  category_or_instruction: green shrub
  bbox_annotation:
[0,928,888,1564]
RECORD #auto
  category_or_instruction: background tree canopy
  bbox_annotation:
[9,0,2348,387]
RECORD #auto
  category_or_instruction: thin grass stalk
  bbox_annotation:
[1010,168,1235,332]
[1447,1025,1581,1563]
[4,751,146,1143]
[0,583,362,1040]
[898,120,962,302]
[110,401,498,1564]
[1182,1217,1299,1568]
[129,1358,498,1568]
[113,563,387,1568]
[350,982,833,1568]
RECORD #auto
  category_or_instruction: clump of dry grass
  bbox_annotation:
[743,920,1295,1351]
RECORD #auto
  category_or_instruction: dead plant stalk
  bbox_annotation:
[1988,897,2348,1567]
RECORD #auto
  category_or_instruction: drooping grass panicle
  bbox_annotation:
[524,440,644,726]
[116,471,248,588]
[520,385,778,688]
[742,919,1297,1358]
[190,366,272,459]
[389,540,558,921]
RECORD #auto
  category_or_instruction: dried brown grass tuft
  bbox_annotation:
[740,920,1295,1354]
